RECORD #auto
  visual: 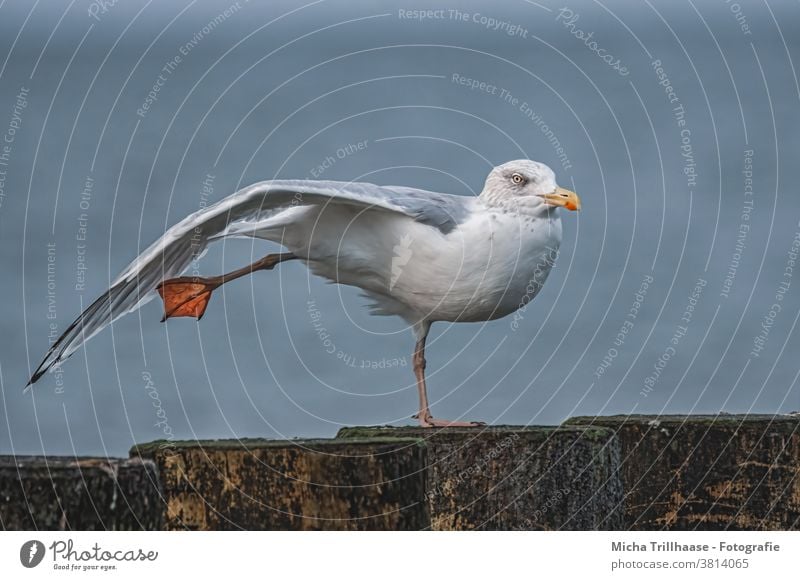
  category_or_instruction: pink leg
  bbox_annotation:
[156,252,296,321]
[412,322,485,428]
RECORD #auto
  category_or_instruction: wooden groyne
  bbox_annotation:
[2,415,798,530]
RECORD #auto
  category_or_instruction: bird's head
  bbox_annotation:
[481,160,581,211]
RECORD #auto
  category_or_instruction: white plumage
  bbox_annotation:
[29,159,580,427]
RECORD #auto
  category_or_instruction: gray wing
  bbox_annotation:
[27,179,472,386]
[379,186,471,235]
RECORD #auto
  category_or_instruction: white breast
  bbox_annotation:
[383,206,563,323]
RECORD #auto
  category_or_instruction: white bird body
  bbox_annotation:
[254,198,562,324]
[28,159,580,426]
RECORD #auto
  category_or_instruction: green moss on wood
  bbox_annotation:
[131,436,424,458]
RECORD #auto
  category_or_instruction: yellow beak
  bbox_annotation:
[540,187,581,211]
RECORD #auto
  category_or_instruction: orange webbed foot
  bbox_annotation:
[156,277,220,322]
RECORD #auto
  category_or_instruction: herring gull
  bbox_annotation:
[28,159,580,427]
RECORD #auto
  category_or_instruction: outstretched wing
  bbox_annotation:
[27,179,469,387]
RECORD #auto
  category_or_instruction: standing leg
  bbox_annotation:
[412,321,485,428]
[156,252,296,321]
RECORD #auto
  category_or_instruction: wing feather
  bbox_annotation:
[27,179,469,386]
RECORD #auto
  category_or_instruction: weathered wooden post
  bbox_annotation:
[0,456,162,530]
[566,414,800,530]
[130,438,429,530]
[337,426,625,530]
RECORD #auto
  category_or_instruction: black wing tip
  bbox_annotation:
[25,365,48,391]
[24,288,109,393]
[24,375,39,392]
[26,350,66,391]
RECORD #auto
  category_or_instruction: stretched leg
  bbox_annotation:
[156,252,296,321]
[412,321,485,428]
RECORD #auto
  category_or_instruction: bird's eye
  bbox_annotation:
[511,173,525,184]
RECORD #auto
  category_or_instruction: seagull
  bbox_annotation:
[27,159,580,427]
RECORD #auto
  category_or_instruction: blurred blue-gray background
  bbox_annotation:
[1,0,799,456]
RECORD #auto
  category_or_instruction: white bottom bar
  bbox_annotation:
[1,531,794,578]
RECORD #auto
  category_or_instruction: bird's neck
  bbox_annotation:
[479,192,554,219]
